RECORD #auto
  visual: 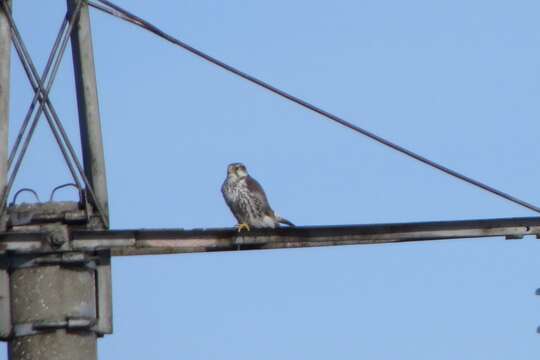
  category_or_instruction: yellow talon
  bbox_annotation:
[236,223,251,232]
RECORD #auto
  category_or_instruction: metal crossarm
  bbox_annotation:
[1,216,539,256]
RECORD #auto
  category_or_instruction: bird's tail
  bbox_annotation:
[276,214,295,227]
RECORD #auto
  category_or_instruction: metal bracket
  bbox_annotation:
[93,250,113,335]
[0,250,113,340]
[536,288,540,334]
[8,252,97,270]
[13,317,97,337]
[505,235,524,240]
[7,202,87,228]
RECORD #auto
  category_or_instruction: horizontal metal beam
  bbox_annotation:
[1,217,539,256]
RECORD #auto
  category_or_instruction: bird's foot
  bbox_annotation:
[236,223,251,232]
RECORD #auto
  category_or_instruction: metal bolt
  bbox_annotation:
[47,226,68,248]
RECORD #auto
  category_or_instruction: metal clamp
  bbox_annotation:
[13,317,97,337]
[536,288,540,334]
[9,252,97,270]
[505,235,524,240]
[0,251,113,340]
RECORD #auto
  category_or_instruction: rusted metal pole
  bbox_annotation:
[0,0,11,230]
[67,0,109,226]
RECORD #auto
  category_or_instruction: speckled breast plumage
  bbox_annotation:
[222,177,273,228]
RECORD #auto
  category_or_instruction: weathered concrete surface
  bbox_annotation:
[8,264,97,360]
[10,265,96,322]
[8,331,97,360]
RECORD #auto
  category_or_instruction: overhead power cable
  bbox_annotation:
[88,0,540,215]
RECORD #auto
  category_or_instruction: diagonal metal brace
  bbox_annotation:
[0,1,84,193]
[0,0,109,228]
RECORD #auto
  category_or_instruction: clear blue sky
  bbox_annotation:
[2,0,540,358]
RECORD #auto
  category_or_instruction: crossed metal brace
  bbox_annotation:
[0,0,108,227]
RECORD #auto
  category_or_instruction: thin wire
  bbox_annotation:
[49,182,80,202]
[10,188,40,205]
[90,0,540,215]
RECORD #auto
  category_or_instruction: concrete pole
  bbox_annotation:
[7,258,98,360]
[0,0,11,229]
[67,0,109,225]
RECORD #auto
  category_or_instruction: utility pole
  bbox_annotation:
[0,1,111,359]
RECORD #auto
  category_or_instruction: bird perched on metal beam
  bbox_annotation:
[222,163,295,231]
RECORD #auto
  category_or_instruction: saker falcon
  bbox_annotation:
[221,163,295,231]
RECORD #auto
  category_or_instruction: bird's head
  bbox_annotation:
[227,162,248,180]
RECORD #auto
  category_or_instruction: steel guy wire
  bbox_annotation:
[90,0,540,215]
